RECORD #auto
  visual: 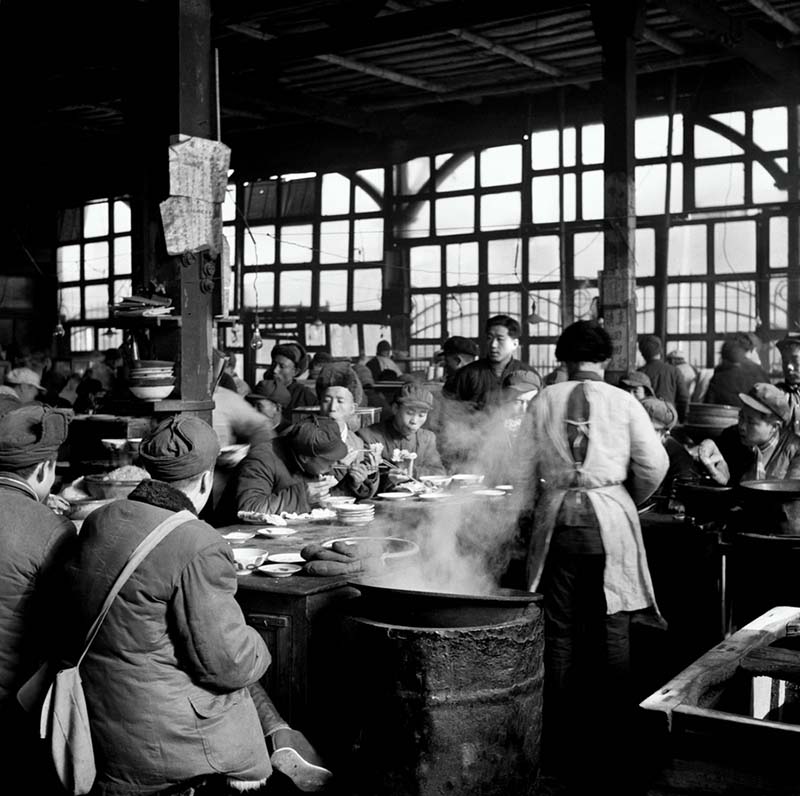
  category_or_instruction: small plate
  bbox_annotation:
[417,492,449,501]
[223,530,256,542]
[473,489,506,497]
[255,527,298,538]
[268,552,305,564]
[377,492,413,500]
[495,484,514,492]
[256,563,302,578]
[451,473,484,484]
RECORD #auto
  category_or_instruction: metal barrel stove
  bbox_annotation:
[339,583,543,796]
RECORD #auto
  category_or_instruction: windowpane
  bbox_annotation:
[352,268,382,311]
[396,200,430,238]
[563,174,576,222]
[529,343,557,374]
[573,286,598,321]
[113,279,132,304]
[222,226,236,270]
[356,168,384,195]
[435,153,475,192]
[84,284,108,319]
[667,339,706,370]
[354,186,380,213]
[636,114,683,158]
[714,220,755,274]
[320,220,349,264]
[411,293,441,338]
[395,157,430,195]
[410,245,440,289]
[70,326,94,352]
[752,159,788,204]
[481,191,520,231]
[488,290,521,319]
[667,283,707,334]
[771,216,788,269]
[321,173,351,215]
[242,271,274,308]
[581,124,604,165]
[694,113,745,158]
[57,245,81,282]
[573,232,604,280]
[529,235,560,282]
[481,144,521,186]
[582,170,603,220]
[562,128,576,168]
[715,281,756,333]
[770,277,788,329]
[529,288,561,336]
[669,163,683,213]
[320,270,348,311]
[532,175,560,223]
[279,270,312,306]
[280,225,313,263]
[114,235,132,275]
[114,200,131,233]
[753,107,787,151]
[244,224,275,265]
[84,201,108,238]
[446,292,479,338]
[353,218,383,262]
[635,228,655,278]
[84,241,109,280]
[531,130,559,170]
[488,239,522,284]
[636,164,667,216]
[668,225,706,276]
[59,287,81,321]
[435,196,474,236]
[220,186,236,224]
[446,242,478,286]
[636,285,655,333]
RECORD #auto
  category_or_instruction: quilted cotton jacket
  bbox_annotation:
[64,480,271,795]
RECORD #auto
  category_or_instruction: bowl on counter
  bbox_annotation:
[129,384,175,401]
[66,497,115,520]
[84,473,147,499]
[101,438,128,452]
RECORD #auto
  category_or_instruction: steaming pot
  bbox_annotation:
[738,479,800,535]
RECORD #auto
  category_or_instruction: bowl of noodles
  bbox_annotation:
[84,465,150,499]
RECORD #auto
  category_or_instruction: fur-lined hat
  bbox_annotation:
[315,362,364,405]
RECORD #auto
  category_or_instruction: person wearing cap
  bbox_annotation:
[439,336,479,392]
[246,378,292,433]
[695,383,800,486]
[705,336,770,408]
[503,370,541,414]
[666,350,698,400]
[522,320,668,794]
[223,416,348,521]
[637,335,690,423]
[4,366,47,405]
[316,364,380,500]
[775,333,800,432]
[358,382,446,490]
[0,405,76,790]
[448,314,540,411]
[268,341,317,425]
[366,340,403,383]
[308,350,335,380]
[618,370,655,402]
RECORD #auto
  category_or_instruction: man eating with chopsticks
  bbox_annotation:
[357,382,446,491]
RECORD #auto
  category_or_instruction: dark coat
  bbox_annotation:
[449,357,538,411]
[0,474,76,712]
[64,480,270,795]
[639,359,690,422]
[283,380,317,425]
[705,359,770,408]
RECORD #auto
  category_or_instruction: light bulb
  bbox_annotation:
[250,328,263,350]
[53,322,65,338]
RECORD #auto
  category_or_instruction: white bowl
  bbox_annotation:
[419,474,452,487]
[101,438,129,452]
[130,384,175,401]
[231,547,268,570]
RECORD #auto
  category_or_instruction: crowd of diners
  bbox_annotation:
[3,319,800,795]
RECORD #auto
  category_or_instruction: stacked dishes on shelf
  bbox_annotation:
[128,360,175,400]
[336,502,376,526]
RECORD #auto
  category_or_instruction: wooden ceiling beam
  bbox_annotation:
[661,0,800,85]
[224,0,588,62]
[639,25,685,55]
[745,0,800,35]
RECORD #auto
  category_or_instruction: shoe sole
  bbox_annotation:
[271,747,333,792]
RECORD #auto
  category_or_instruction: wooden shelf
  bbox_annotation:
[104,398,215,416]
[112,315,182,328]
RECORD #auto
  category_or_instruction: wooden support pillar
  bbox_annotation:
[788,107,800,329]
[592,1,642,384]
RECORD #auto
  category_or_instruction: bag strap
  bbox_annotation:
[76,509,195,667]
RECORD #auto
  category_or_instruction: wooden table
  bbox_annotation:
[228,488,520,754]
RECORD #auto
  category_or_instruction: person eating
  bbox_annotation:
[245,378,292,433]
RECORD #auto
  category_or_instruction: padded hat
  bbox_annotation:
[0,405,72,469]
[640,397,678,430]
[777,333,800,352]
[138,415,220,481]
[353,364,374,387]
[315,362,364,405]
[248,378,291,408]
[5,367,45,392]
[438,336,479,358]
[285,416,347,461]
[738,383,791,424]
[504,370,542,393]
[619,371,655,396]
[271,341,309,372]
[395,382,434,410]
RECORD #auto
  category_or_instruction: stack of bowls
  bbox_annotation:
[128,360,175,401]
[336,502,376,526]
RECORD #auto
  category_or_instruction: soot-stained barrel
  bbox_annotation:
[340,600,543,796]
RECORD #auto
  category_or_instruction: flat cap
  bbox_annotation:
[640,397,678,431]
[504,370,542,393]
[620,371,655,396]
[248,378,291,408]
[438,336,479,358]
[5,367,45,392]
[285,416,347,461]
[777,333,800,352]
[0,405,72,469]
[139,415,220,481]
[395,382,434,410]
[739,383,791,424]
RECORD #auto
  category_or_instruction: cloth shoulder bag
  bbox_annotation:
[18,509,195,796]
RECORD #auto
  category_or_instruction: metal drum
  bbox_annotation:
[340,590,543,796]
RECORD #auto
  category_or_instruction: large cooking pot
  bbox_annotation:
[349,579,541,628]
[738,479,800,535]
[674,477,736,523]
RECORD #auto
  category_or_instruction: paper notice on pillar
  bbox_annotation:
[160,196,222,256]
[168,135,231,202]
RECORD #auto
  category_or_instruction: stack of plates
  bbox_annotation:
[128,361,176,401]
[336,502,376,526]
